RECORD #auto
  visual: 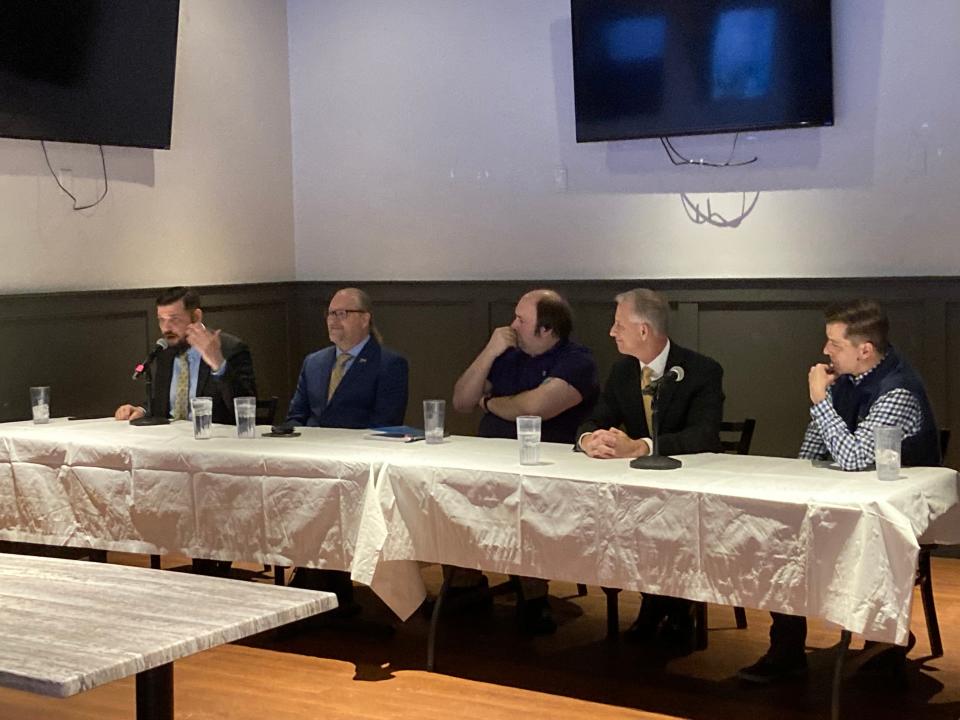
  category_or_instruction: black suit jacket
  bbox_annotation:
[149,332,257,425]
[577,342,724,455]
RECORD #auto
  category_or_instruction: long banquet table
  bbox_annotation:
[1,418,958,645]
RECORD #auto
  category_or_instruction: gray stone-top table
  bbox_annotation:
[0,553,337,719]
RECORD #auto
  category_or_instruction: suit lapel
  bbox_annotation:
[656,344,685,424]
[319,347,336,410]
[196,357,211,398]
[153,349,175,418]
[330,340,377,403]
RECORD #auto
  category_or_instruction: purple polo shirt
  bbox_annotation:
[478,339,599,443]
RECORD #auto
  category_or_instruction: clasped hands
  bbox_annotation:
[581,427,650,459]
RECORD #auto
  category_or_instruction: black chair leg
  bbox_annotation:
[694,602,708,650]
[150,554,162,570]
[918,548,943,657]
[734,606,748,629]
[427,570,453,672]
[274,566,286,586]
[576,583,588,597]
[601,587,620,641]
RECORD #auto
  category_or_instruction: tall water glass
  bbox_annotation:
[516,415,541,465]
[234,396,257,439]
[874,425,902,481]
[191,397,213,439]
[30,386,50,424]
[423,399,445,444]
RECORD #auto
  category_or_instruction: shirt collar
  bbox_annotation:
[850,356,883,385]
[641,339,671,380]
[337,335,370,359]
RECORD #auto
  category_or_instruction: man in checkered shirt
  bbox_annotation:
[739,299,941,684]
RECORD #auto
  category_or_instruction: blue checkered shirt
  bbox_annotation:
[798,365,924,471]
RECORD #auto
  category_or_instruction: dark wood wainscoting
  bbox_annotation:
[2,278,958,465]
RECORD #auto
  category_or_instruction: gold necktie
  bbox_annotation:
[327,352,352,401]
[640,365,654,434]
[173,352,190,420]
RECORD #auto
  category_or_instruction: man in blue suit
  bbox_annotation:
[285,287,409,608]
[286,287,408,428]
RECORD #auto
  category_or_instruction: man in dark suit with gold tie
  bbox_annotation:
[577,288,724,652]
[114,286,257,424]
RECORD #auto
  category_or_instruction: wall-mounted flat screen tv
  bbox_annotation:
[571,0,834,143]
[0,0,180,149]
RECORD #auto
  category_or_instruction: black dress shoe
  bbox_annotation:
[859,631,915,677]
[658,612,697,656]
[624,600,666,644]
[738,651,808,684]
[518,596,557,636]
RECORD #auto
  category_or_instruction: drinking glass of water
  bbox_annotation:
[423,399,445,444]
[30,386,50,424]
[234,396,257,439]
[874,425,902,481]
[516,415,541,465]
[191,397,213,439]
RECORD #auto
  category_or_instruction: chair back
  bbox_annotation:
[256,396,279,426]
[720,418,756,456]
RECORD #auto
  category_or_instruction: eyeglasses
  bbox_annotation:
[326,309,367,321]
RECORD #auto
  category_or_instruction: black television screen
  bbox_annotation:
[571,0,834,143]
[0,0,180,149]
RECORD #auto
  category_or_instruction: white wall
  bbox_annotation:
[0,0,295,293]
[288,0,960,281]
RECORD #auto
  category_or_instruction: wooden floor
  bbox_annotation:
[3,553,960,720]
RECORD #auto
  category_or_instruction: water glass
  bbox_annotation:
[516,415,541,465]
[30,386,50,424]
[423,399,445,444]
[191,396,213,439]
[874,425,902,481]
[234,396,257,439]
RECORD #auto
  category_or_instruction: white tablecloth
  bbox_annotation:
[351,437,960,644]
[0,419,385,570]
[2,420,957,644]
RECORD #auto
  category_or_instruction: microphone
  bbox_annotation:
[132,338,168,380]
[642,365,685,394]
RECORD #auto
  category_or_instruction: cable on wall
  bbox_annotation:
[40,141,109,210]
[660,133,758,167]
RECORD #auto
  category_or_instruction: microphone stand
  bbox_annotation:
[630,380,682,470]
[130,361,171,427]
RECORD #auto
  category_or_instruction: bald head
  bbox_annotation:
[510,288,573,356]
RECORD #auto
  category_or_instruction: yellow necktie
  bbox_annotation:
[173,352,190,420]
[640,365,654,434]
[327,353,352,401]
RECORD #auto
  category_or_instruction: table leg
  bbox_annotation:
[831,630,851,720]
[136,662,174,720]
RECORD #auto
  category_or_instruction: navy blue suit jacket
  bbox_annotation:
[285,338,409,428]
